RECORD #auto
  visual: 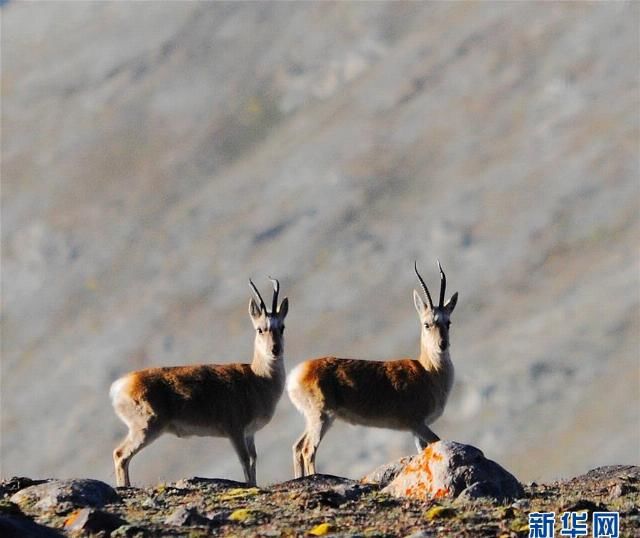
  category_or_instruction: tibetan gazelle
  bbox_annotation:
[110,278,289,487]
[287,261,457,478]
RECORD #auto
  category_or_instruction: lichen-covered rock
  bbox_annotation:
[273,474,373,510]
[273,474,360,492]
[10,479,120,514]
[64,507,127,534]
[361,456,412,487]
[172,477,247,490]
[0,477,48,499]
[165,506,218,527]
[382,441,523,502]
[0,466,637,536]
[308,522,335,536]
[571,465,639,486]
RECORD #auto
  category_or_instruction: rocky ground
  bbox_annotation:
[1,465,638,537]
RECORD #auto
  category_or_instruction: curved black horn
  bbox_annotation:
[437,259,446,308]
[248,279,267,313]
[414,261,434,309]
[268,276,280,313]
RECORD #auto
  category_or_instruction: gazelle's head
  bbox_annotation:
[249,277,289,359]
[413,261,458,353]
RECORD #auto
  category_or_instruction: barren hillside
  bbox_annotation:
[2,2,638,487]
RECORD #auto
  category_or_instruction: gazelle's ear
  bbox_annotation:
[278,297,289,319]
[249,298,262,320]
[445,292,458,314]
[413,289,429,317]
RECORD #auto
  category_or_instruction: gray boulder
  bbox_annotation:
[165,506,208,527]
[380,441,523,502]
[0,477,48,499]
[10,479,120,514]
[361,456,412,487]
[64,507,127,534]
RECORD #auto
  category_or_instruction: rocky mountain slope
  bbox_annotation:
[1,465,639,537]
[2,2,638,487]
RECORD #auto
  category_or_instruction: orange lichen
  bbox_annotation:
[433,487,450,498]
[390,446,454,501]
[389,444,454,501]
[64,510,82,527]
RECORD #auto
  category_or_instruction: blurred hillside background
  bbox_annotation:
[2,2,638,486]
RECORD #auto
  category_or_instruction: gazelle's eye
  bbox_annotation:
[257,328,263,334]
[424,323,430,329]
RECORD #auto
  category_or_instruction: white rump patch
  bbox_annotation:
[286,362,313,416]
[110,376,131,406]
[286,363,306,395]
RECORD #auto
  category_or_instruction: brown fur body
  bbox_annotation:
[291,357,452,430]
[114,362,285,439]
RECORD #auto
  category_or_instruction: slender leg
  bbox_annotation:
[293,433,307,478]
[246,435,257,486]
[113,426,162,487]
[229,432,254,486]
[303,413,334,476]
[411,423,440,452]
